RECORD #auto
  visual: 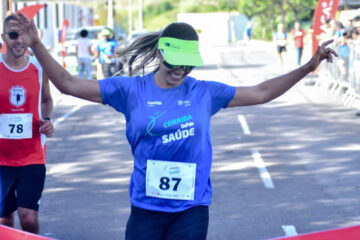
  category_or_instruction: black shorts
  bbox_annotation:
[277,45,287,53]
[0,164,46,217]
[126,205,209,240]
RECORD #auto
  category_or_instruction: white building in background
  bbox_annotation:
[177,12,248,46]
[177,13,230,46]
[12,1,94,52]
[177,12,249,66]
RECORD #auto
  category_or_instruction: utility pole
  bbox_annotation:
[0,0,8,34]
[107,0,114,30]
[128,0,132,38]
[8,0,12,13]
[138,0,142,30]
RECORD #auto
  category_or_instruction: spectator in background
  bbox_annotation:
[333,21,345,42]
[355,19,360,42]
[291,21,306,66]
[274,23,287,70]
[354,38,360,117]
[95,32,104,80]
[95,28,118,78]
[0,41,2,51]
[345,19,356,39]
[353,20,360,117]
[76,29,93,79]
[337,34,351,83]
[318,19,336,44]
[244,22,252,42]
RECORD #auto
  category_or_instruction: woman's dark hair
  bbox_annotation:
[80,29,88,38]
[160,22,198,40]
[115,22,198,76]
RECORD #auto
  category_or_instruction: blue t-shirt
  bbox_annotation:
[338,44,350,59]
[97,39,118,64]
[99,72,236,212]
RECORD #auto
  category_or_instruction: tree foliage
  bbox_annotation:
[237,0,317,39]
[111,0,318,39]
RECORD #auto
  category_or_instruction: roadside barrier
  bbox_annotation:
[273,224,360,240]
[0,225,54,240]
[316,41,360,112]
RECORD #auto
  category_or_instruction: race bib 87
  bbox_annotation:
[146,160,196,201]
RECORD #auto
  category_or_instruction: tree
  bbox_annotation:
[238,0,318,40]
[271,0,288,26]
[285,0,317,23]
[238,0,278,39]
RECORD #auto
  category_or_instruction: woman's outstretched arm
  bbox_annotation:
[228,40,337,107]
[12,12,103,103]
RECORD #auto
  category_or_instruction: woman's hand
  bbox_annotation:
[307,39,338,71]
[9,12,41,47]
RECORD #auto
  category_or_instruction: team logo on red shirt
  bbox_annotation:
[9,86,26,107]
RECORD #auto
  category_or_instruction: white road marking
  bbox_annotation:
[282,225,298,236]
[53,105,82,127]
[251,150,275,189]
[237,115,251,135]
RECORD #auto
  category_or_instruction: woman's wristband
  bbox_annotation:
[44,117,51,121]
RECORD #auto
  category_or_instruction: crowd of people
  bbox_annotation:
[321,16,360,81]
[316,16,360,115]
[273,21,307,71]
[270,16,360,117]
[74,26,124,79]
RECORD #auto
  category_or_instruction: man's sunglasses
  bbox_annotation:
[5,32,19,40]
[160,50,195,72]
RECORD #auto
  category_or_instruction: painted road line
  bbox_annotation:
[282,225,298,236]
[237,115,251,135]
[53,105,82,127]
[251,150,275,189]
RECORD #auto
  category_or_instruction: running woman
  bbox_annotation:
[0,15,54,234]
[11,12,337,240]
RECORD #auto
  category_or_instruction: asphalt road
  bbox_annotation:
[34,40,360,240]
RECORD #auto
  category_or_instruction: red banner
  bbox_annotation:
[273,224,360,240]
[0,225,54,240]
[312,0,340,55]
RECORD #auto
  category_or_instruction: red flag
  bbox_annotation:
[60,19,70,44]
[312,0,340,55]
[17,4,45,20]
[60,19,70,67]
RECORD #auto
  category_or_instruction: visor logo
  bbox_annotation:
[165,42,180,50]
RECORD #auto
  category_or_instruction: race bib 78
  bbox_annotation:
[0,113,33,139]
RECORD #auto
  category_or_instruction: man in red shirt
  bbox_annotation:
[291,21,306,66]
[0,15,54,234]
